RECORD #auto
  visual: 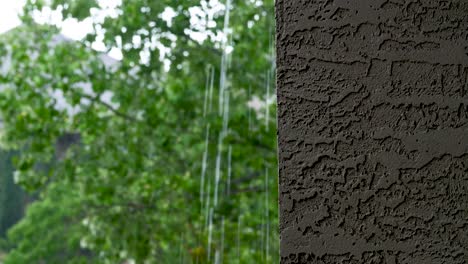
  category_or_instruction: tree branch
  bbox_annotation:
[79,93,139,122]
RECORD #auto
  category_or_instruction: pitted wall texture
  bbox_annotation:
[276,1,468,263]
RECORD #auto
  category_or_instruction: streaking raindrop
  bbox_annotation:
[227,145,232,196]
[200,124,210,205]
[207,207,214,261]
[214,132,223,207]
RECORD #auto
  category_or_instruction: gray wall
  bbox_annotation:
[276,1,468,263]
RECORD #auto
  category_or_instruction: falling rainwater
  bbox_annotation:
[227,145,232,196]
[237,215,242,264]
[179,233,184,264]
[209,66,215,112]
[219,65,226,115]
[222,85,230,133]
[220,217,225,263]
[265,166,270,262]
[266,24,275,132]
[203,66,211,117]
[228,34,233,68]
[200,124,210,205]
[207,207,214,261]
[214,250,220,264]
[196,1,280,262]
[218,0,232,115]
[219,55,226,115]
[205,177,211,231]
[248,85,252,132]
[261,212,264,262]
[214,132,223,207]
[265,69,270,131]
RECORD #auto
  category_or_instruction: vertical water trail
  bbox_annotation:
[214,0,232,207]
[268,23,274,66]
[237,215,242,264]
[209,66,215,113]
[220,217,225,263]
[205,177,211,231]
[248,85,252,132]
[224,86,231,134]
[222,86,230,134]
[200,124,210,205]
[265,166,270,262]
[214,251,220,264]
[214,132,223,207]
[266,25,275,132]
[219,55,226,115]
[218,0,232,115]
[261,213,264,262]
[265,69,270,131]
[270,25,276,72]
[228,34,233,68]
[207,207,214,262]
[203,66,211,117]
[179,232,184,264]
[227,145,232,196]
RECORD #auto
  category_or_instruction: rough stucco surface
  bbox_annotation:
[276,1,468,263]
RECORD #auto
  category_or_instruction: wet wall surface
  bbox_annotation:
[276,1,468,263]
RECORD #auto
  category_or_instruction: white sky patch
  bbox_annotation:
[0,0,123,60]
[31,6,63,25]
[184,0,227,44]
[60,17,94,40]
[248,95,276,119]
[247,96,264,112]
[95,0,122,20]
[161,7,177,27]
[0,0,241,69]
[0,0,26,34]
[0,0,232,63]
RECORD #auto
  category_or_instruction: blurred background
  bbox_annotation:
[0,0,277,263]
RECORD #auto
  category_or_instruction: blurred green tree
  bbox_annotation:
[2,182,93,264]
[0,0,277,263]
[0,151,29,238]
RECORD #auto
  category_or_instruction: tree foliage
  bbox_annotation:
[0,0,277,263]
[3,182,92,264]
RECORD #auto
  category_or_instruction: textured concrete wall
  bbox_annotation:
[276,1,468,263]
